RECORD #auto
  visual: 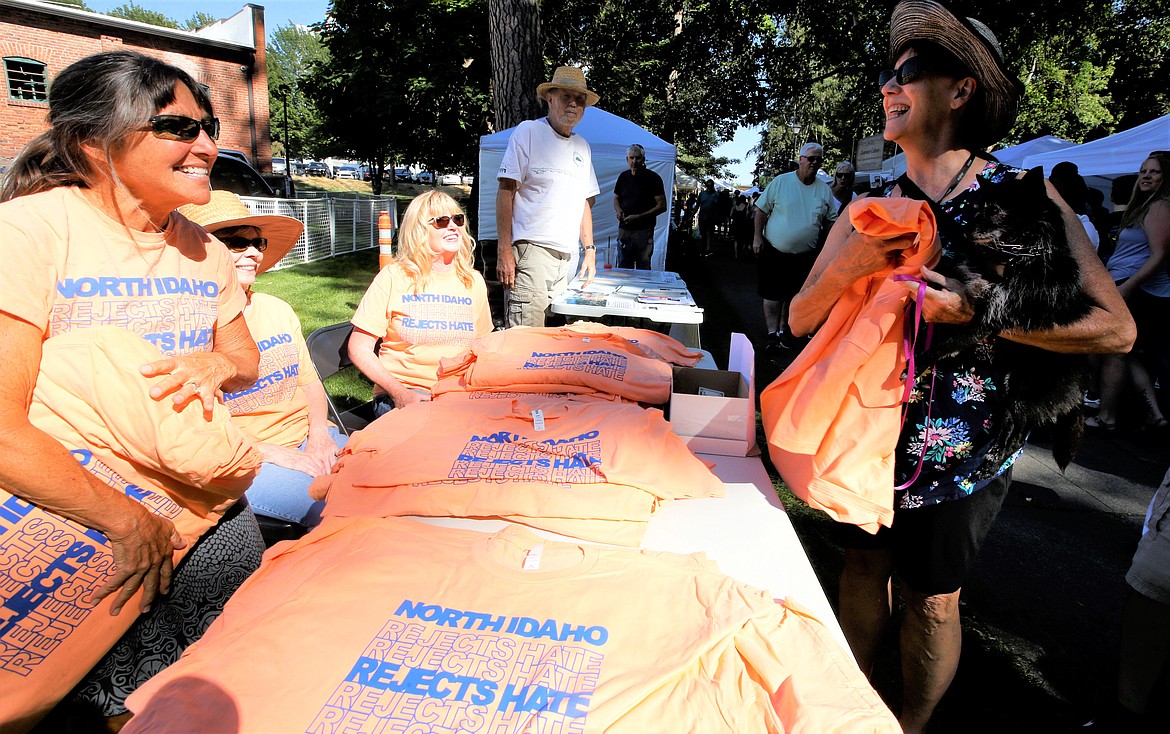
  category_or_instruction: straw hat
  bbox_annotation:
[178,190,303,274]
[889,0,1022,146]
[536,66,600,107]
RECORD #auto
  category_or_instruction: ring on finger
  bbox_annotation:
[186,381,200,391]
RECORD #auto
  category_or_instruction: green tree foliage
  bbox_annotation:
[307,0,491,193]
[267,23,332,161]
[182,11,221,31]
[541,0,790,175]
[106,1,179,28]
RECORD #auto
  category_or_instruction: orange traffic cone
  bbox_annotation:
[378,211,394,270]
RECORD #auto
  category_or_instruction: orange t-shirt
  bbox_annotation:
[437,330,673,404]
[2,327,261,726]
[312,399,722,544]
[125,517,899,734]
[350,262,493,392]
[762,198,939,533]
[483,323,702,365]
[224,292,317,447]
[0,186,246,351]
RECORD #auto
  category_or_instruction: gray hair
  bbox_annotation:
[627,144,645,156]
[798,142,823,158]
[835,161,856,176]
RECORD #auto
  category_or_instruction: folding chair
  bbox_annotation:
[305,322,376,435]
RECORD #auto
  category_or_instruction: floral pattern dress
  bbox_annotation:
[889,161,1027,510]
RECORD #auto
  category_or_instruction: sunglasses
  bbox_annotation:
[428,214,466,228]
[878,57,930,87]
[221,236,268,252]
[801,156,824,164]
[144,114,220,141]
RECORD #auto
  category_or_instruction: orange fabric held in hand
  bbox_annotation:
[761,198,939,533]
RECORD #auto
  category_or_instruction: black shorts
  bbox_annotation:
[757,245,817,302]
[835,469,1012,595]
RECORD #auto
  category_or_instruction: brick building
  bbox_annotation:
[0,0,272,171]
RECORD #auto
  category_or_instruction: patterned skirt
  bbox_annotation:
[68,498,265,716]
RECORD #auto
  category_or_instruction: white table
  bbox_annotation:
[551,268,704,347]
[410,453,850,656]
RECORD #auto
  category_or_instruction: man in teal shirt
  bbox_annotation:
[753,142,837,352]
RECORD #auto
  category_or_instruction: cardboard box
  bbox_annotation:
[668,332,757,456]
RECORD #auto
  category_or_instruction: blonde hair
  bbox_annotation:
[1120,153,1170,230]
[393,190,476,291]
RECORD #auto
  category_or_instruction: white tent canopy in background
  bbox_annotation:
[993,135,1074,167]
[478,107,677,271]
[1023,114,1170,178]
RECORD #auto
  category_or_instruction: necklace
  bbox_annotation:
[933,151,977,203]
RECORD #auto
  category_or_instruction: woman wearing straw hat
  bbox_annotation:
[784,2,1133,730]
[180,191,346,531]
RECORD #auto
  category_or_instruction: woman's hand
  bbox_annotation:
[100,502,187,616]
[258,441,337,477]
[837,228,918,282]
[140,351,238,414]
[392,388,430,408]
[903,265,975,325]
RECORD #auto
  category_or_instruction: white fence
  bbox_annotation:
[240,194,398,271]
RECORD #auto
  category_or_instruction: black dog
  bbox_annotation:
[912,168,1092,473]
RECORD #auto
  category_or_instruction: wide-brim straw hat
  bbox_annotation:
[178,190,303,274]
[536,66,601,107]
[890,0,1022,146]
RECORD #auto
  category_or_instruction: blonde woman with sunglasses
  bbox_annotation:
[0,51,264,723]
[349,190,494,414]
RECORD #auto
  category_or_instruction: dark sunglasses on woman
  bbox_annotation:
[221,236,268,252]
[878,57,931,87]
[428,214,466,228]
[144,114,220,142]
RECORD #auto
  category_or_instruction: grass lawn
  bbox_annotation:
[252,249,380,408]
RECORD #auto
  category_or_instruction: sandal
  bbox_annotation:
[1084,415,1117,432]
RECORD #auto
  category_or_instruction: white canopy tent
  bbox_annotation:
[1023,114,1170,178]
[477,107,677,271]
[993,135,1074,167]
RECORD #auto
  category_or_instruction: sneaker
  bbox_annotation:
[1083,391,1100,409]
[763,331,787,355]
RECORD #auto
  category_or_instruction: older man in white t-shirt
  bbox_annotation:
[496,66,601,327]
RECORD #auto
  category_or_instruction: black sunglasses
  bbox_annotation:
[144,114,220,141]
[878,57,930,87]
[222,236,268,252]
[428,214,466,228]
[801,156,824,163]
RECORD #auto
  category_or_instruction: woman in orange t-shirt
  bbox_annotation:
[0,52,263,724]
[349,190,494,414]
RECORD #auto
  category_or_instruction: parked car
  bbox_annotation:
[394,167,412,182]
[438,173,462,185]
[335,164,360,180]
[218,149,251,166]
[413,171,434,184]
[291,160,309,176]
[358,165,372,181]
[210,153,278,198]
[305,161,330,177]
[272,157,287,174]
[461,174,475,185]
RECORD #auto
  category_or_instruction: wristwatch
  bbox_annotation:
[583,245,596,251]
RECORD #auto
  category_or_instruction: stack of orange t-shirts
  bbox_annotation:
[124,517,900,733]
[761,198,939,533]
[310,397,723,545]
[434,325,695,403]
[2,327,261,728]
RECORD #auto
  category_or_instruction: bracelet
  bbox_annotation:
[583,245,596,251]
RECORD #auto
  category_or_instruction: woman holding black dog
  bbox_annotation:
[782,3,1133,731]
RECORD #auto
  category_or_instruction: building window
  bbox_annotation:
[5,57,48,102]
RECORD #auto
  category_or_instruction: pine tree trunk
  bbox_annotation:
[488,0,543,132]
